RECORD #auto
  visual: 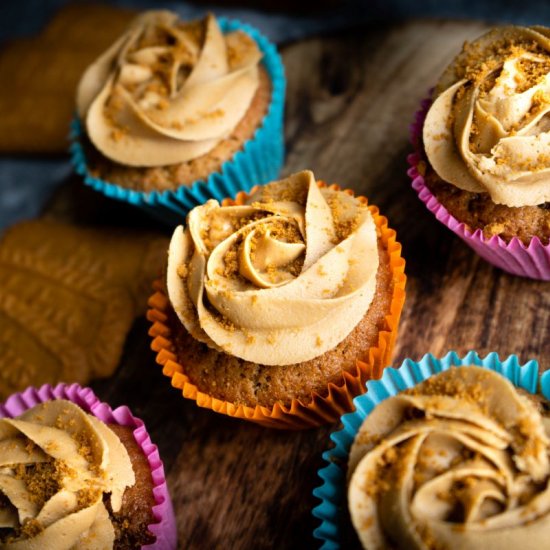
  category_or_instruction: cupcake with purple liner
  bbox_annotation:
[71,10,285,223]
[408,26,550,279]
[0,383,176,549]
[312,351,546,549]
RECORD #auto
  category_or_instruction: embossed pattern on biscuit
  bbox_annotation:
[0,292,89,392]
[0,219,168,315]
[0,252,134,378]
[0,219,169,396]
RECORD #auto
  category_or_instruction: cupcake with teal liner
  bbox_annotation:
[408,26,550,280]
[70,10,285,225]
[0,382,177,549]
[313,350,549,549]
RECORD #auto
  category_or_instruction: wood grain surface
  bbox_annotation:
[43,18,550,549]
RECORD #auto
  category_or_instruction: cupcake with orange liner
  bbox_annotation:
[147,170,406,429]
[409,26,550,279]
[0,382,176,549]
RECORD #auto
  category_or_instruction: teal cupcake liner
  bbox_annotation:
[70,17,286,226]
[312,350,542,549]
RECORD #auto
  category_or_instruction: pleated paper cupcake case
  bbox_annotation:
[70,17,286,226]
[312,351,542,549]
[146,183,406,430]
[408,97,550,280]
[0,383,177,549]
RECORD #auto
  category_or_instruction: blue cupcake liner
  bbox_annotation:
[70,17,286,226]
[312,350,542,549]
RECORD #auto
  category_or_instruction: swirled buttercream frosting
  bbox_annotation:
[77,11,262,167]
[0,400,135,549]
[348,366,550,550]
[424,26,550,207]
[166,170,379,366]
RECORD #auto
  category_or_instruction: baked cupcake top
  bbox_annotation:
[348,366,550,549]
[0,399,135,548]
[167,170,379,365]
[77,11,262,167]
[423,26,550,207]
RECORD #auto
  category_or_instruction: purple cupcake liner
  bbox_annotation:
[408,98,550,280]
[0,383,177,550]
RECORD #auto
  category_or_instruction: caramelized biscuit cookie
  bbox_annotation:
[0,291,89,394]
[0,4,135,152]
[0,250,134,389]
[0,219,168,394]
[0,219,168,315]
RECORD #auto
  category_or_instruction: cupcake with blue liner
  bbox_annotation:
[71,10,285,224]
[313,351,549,549]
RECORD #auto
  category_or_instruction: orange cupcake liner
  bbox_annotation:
[147,183,406,429]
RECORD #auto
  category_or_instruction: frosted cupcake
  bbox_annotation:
[348,366,550,548]
[312,353,549,548]
[72,10,285,221]
[0,383,176,549]
[148,170,406,428]
[409,26,550,279]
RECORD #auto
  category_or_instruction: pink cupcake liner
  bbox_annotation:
[0,383,177,550]
[408,98,550,280]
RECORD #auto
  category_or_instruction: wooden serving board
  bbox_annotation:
[44,18,550,549]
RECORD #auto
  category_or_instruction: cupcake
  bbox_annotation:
[409,26,550,279]
[312,352,546,549]
[0,383,176,549]
[148,170,406,428]
[71,10,285,222]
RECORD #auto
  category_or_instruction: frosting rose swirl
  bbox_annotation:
[424,26,550,207]
[166,170,379,366]
[77,11,262,167]
[348,367,550,550]
[0,400,135,549]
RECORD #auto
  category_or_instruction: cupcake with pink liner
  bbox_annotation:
[0,383,176,549]
[408,25,550,280]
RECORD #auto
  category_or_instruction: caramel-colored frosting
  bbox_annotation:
[348,367,550,549]
[77,11,261,167]
[0,400,135,549]
[166,170,379,366]
[424,26,550,207]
